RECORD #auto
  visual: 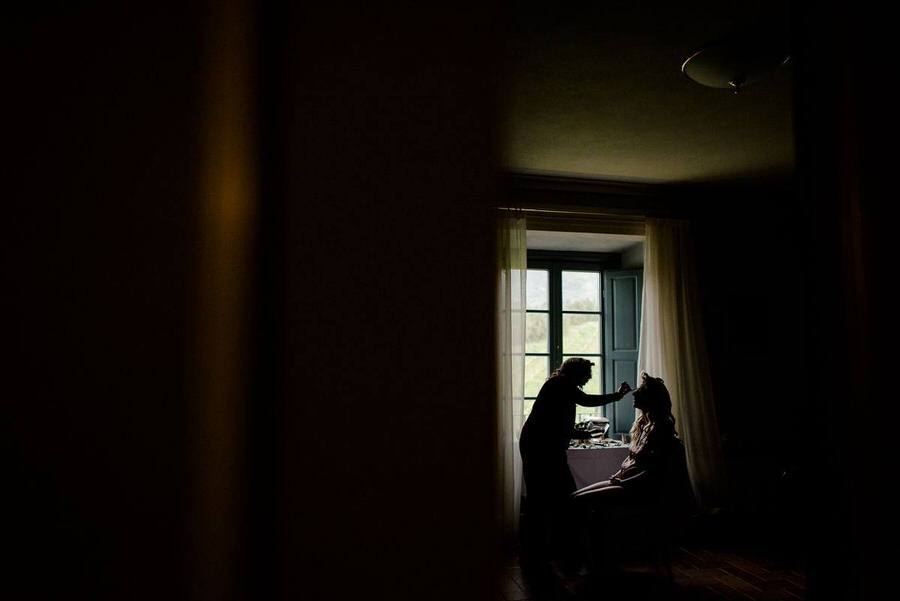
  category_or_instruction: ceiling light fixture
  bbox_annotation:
[681,36,790,94]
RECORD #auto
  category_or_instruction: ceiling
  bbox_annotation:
[500,0,795,184]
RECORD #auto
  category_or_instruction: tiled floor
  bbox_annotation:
[500,545,806,601]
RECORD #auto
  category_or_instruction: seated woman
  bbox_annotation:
[569,372,692,571]
[573,372,682,502]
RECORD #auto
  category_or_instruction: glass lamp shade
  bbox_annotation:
[682,38,790,93]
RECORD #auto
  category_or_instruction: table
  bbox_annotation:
[567,445,630,490]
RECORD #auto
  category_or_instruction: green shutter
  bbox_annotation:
[603,269,643,436]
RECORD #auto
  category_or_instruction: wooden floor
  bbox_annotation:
[500,545,806,601]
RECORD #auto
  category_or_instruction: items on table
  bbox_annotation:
[573,416,610,438]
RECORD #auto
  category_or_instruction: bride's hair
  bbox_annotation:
[629,372,677,443]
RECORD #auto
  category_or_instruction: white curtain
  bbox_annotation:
[496,210,527,547]
[638,218,726,509]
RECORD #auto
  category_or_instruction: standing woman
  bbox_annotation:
[519,357,631,564]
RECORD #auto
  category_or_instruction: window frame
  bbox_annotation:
[525,250,622,419]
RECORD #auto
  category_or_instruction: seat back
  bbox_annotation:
[658,439,697,521]
[596,440,695,543]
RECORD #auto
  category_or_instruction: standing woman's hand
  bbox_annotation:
[617,382,632,397]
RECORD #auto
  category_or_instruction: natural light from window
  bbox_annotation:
[525,269,604,420]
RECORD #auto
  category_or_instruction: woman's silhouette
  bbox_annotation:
[574,372,680,498]
[518,357,631,565]
[569,372,693,575]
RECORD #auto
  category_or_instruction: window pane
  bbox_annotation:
[562,271,600,311]
[564,355,602,395]
[526,312,549,353]
[563,313,601,354]
[525,355,549,398]
[527,270,549,310]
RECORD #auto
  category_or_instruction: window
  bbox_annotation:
[525,250,643,436]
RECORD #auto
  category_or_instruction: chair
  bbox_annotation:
[582,440,696,583]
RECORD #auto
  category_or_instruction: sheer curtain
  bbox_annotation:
[496,210,527,546]
[638,218,725,509]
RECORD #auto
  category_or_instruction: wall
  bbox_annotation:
[268,3,500,600]
[7,3,206,598]
[789,4,900,598]
[621,242,645,269]
[9,2,505,599]
[8,2,260,599]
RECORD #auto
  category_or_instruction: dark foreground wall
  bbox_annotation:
[789,2,900,599]
[7,1,501,600]
[5,3,204,597]
[268,2,500,600]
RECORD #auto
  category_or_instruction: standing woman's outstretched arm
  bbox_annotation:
[575,381,632,407]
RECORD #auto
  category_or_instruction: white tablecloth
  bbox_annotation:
[567,446,630,490]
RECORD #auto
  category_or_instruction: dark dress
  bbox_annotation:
[567,427,693,572]
[611,426,694,514]
[519,375,619,560]
[520,377,620,505]
[610,425,673,495]
[571,423,694,519]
